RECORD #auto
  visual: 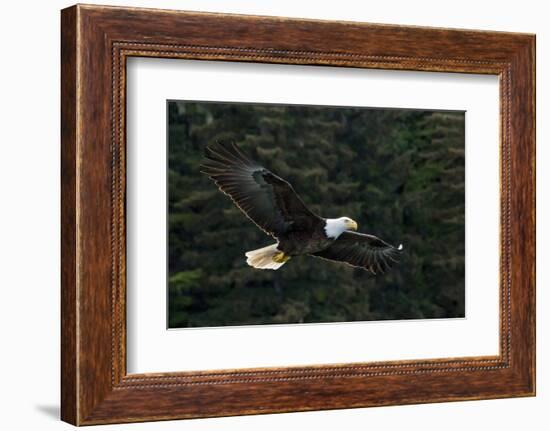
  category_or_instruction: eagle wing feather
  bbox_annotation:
[200,142,319,238]
[312,231,402,274]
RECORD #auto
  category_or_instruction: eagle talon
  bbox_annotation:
[273,252,290,263]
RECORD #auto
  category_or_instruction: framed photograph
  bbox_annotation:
[61,4,535,425]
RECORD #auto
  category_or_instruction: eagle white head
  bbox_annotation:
[324,217,358,239]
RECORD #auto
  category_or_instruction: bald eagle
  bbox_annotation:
[201,142,403,273]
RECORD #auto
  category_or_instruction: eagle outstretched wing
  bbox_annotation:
[312,231,402,274]
[200,142,320,238]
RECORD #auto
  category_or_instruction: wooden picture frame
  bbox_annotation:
[61,4,535,425]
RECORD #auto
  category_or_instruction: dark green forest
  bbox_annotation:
[167,100,465,328]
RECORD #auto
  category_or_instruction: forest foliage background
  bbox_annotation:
[167,101,465,328]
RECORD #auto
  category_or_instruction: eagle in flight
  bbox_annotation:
[201,142,403,273]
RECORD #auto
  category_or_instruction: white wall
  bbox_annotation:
[0,0,546,429]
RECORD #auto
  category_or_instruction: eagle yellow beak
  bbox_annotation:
[347,219,358,231]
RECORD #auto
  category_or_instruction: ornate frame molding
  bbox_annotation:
[61,5,535,425]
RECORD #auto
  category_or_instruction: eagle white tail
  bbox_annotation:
[245,243,289,270]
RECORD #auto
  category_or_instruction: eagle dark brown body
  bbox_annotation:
[277,223,333,256]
